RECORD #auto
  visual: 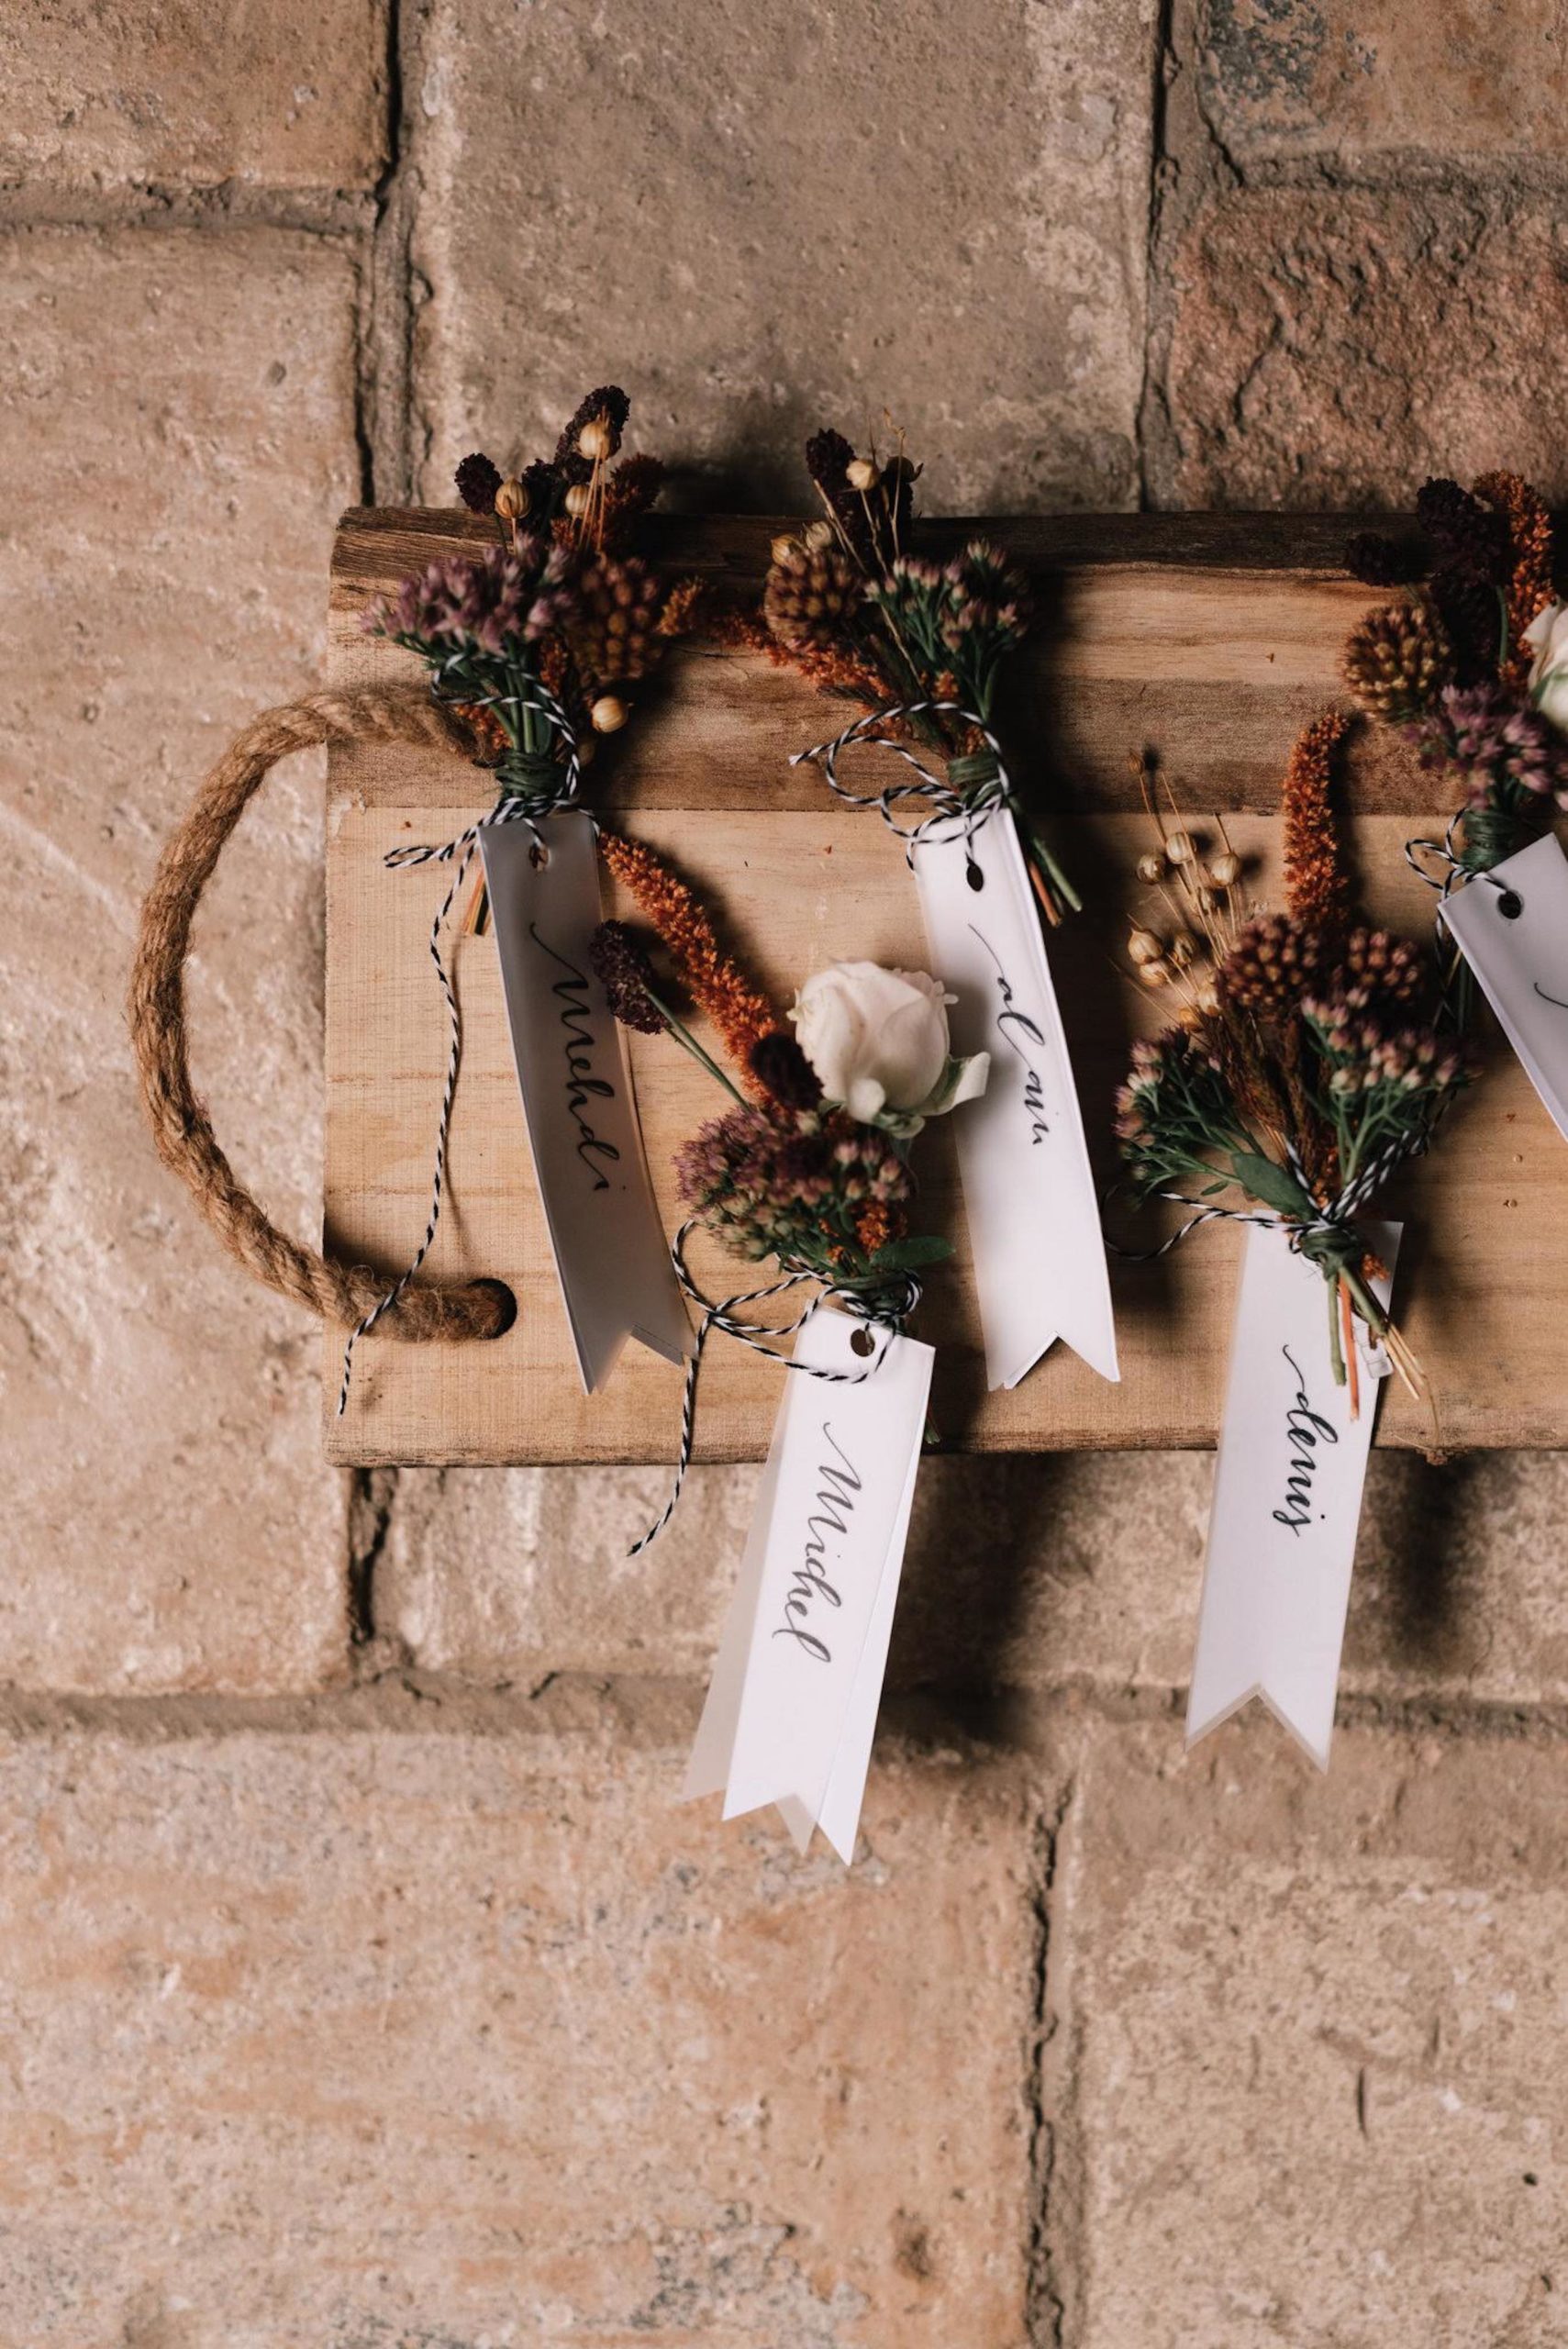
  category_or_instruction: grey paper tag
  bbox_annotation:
[479,811,690,1391]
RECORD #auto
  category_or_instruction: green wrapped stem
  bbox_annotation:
[948,750,1081,918]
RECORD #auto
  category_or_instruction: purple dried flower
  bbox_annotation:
[363,541,557,659]
[1439,683,1568,807]
[589,922,663,1034]
[676,1101,912,1266]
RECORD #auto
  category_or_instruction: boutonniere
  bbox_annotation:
[341,388,706,1405]
[1344,472,1568,1144]
[1114,712,1477,1766]
[719,420,1118,1391]
[589,831,984,1858]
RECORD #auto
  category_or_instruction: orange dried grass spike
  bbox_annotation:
[1282,708,1354,935]
[1473,470,1554,690]
[596,829,781,1092]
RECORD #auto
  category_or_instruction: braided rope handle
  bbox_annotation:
[128,685,512,1343]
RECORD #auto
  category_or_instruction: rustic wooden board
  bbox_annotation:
[323,508,1567,1462]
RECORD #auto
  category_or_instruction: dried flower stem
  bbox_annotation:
[596,829,780,1090]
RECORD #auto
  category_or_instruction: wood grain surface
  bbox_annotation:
[323,508,1566,1462]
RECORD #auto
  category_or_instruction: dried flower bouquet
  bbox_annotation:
[1114,714,1476,1411]
[719,423,1076,921]
[1344,472,1567,890]
[588,832,985,1538]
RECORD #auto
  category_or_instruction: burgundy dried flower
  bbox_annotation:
[749,1030,823,1110]
[1417,479,1509,582]
[1336,927,1427,1012]
[454,452,504,514]
[589,921,664,1034]
[1429,563,1505,684]
[1218,913,1332,1018]
[572,554,665,682]
[554,384,631,483]
[1344,530,1419,588]
[805,427,875,569]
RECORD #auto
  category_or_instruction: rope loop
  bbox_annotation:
[128,685,517,1351]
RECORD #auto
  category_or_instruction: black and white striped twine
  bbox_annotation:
[1107,1136,1419,1269]
[791,702,1012,866]
[335,675,583,1414]
[629,1219,920,1555]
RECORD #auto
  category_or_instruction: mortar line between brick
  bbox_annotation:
[1025,1780,1073,2346]
[1134,0,1176,510]
[1,1675,1567,1748]
[0,184,374,235]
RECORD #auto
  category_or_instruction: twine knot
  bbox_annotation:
[629,1222,920,1555]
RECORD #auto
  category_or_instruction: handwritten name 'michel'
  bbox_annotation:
[529,922,622,1190]
[773,1423,862,1663]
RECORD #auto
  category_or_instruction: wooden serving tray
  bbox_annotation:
[323,509,1566,1464]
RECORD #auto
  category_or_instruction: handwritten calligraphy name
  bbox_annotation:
[529,923,622,1190]
[773,1423,862,1663]
[972,925,1049,1142]
[1272,1342,1339,1534]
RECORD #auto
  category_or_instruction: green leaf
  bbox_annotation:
[1229,1152,1314,1219]
[870,1235,954,1273]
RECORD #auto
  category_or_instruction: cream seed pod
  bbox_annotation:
[1139,957,1173,988]
[1169,930,1197,969]
[495,475,528,521]
[1128,928,1165,966]
[845,457,878,492]
[802,518,834,551]
[1135,852,1164,885]
[577,417,614,462]
[1163,830,1195,866]
[771,532,799,565]
[564,482,594,519]
[590,695,628,734]
[1208,850,1241,888]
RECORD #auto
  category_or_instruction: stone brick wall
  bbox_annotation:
[4,6,1565,2343]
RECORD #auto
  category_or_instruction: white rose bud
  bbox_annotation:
[790,961,989,1137]
[1526,599,1568,732]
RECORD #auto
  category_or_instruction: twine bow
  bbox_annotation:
[1404,807,1530,907]
[1112,1137,1417,1268]
[336,677,584,1412]
[790,702,1014,867]
[629,1220,921,1555]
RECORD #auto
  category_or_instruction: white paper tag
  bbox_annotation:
[1440,829,1568,1143]
[912,808,1118,1388]
[1186,1217,1401,1769]
[479,811,690,1392]
[684,1306,934,1863]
